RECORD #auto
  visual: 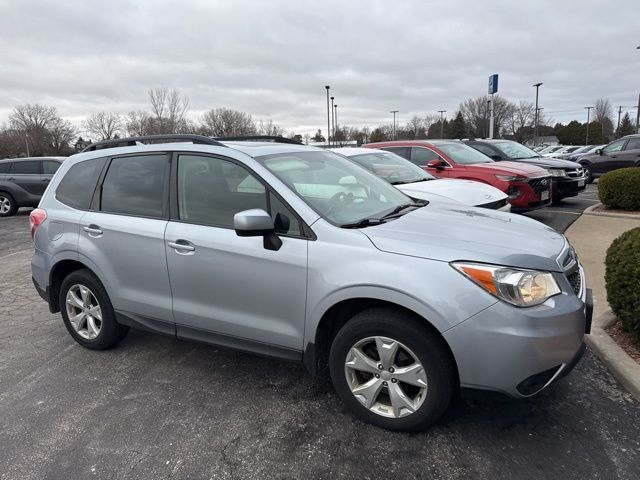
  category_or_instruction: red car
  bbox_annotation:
[363,140,552,211]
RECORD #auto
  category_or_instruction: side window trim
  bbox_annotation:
[417,147,452,167]
[96,152,171,219]
[169,151,314,240]
[55,157,108,211]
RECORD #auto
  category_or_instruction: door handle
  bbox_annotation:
[42,178,50,182]
[82,225,103,237]
[7,177,15,181]
[168,241,195,253]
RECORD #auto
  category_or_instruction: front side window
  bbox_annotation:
[410,147,440,166]
[101,154,168,217]
[436,143,494,165]
[470,144,496,158]
[257,150,410,226]
[56,158,106,209]
[603,140,625,154]
[350,151,434,184]
[493,142,539,160]
[13,161,40,174]
[177,154,268,228]
[0,163,12,174]
[43,160,61,174]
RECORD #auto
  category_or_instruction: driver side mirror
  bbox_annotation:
[426,159,446,170]
[234,209,282,251]
[595,148,603,155]
[489,154,502,161]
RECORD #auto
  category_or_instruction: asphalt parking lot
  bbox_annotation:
[2,185,639,480]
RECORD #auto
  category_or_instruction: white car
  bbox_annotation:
[332,148,510,211]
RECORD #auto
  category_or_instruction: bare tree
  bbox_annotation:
[406,115,424,139]
[8,104,73,156]
[506,101,536,143]
[256,119,285,136]
[83,111,124,140]
[148,87,190,134]
[49,117,76,154]
[199,108,256,136]
[125,111,152,136]
[459,96,515,138]
[594,97,614,140]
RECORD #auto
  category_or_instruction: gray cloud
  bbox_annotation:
[1,0,638,135]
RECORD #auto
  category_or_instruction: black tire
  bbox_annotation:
[581,163,594,184]
[0,192,17,217]
[59,269,129,350]
[329,308,456,431]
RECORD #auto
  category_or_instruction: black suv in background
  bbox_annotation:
[0,157,65,216]
[577,134,640,183]
[464,139,586,203]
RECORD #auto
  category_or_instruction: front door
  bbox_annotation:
[165,153,308,353]
[594,139,626,175]
[10,160,44,198]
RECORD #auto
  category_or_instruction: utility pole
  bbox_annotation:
[636,93,640,134]
[488,94,495,139]
[325,86,330,147]
[24,134,30,157]
[533,82,543,146]
[334,104,338,144]
[390,110,399,140]
[330,96,335,147]
[585,106,594,144]
[616,105,626,137]
[438,110,446,138]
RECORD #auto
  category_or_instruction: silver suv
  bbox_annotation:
[31,135,592,431]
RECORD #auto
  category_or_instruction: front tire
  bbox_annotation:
[0,192,17,217]
[329,308,455,431]
[59,269,129,350]
[581,163,594,184]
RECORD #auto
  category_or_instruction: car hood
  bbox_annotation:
[508,157,581,169]
[469,161,547,176]
[396,178,506,206]
[362,205,566,272]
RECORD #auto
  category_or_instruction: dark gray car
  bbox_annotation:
[0,157,65,216]
[578,134,640,182]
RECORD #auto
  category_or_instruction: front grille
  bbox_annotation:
[566,270,581,296]
[566,168,583,178]
[526,176,552,193]
[477,198,509,210]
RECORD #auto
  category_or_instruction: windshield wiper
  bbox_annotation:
[402,178,431,184]
[340,218,387,229]
[381,202,423,219]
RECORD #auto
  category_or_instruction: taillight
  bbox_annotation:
[29,208,47,240]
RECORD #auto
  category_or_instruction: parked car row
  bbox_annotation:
[29,134,593,432]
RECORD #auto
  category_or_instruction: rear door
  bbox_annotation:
[617,137,640,168]
[78,153,174,328]
[165,152,308,354]
[9,160,44,200]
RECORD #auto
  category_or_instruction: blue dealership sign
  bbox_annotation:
[488,74,498,94]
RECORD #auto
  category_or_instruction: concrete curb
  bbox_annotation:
[586,310,640,402]
[584,203,640,220]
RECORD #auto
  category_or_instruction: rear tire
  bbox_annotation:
[0,192,17,217]
[329,308,456,431]
[59,269,129,350]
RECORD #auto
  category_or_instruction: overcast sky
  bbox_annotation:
[0,0,638,135]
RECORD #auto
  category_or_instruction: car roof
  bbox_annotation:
[330,147,385,156]
[365,140,459,147]
[0,156,66,163]
[221,141,324,157]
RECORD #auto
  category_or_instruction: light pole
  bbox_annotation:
[24,134,30,157]
[533,82,542,146]
[390,110,399,139]
[325,86,330,146]
[636,47,640,133]
[438,110,446,138]
[330,96,335,146]
[585,106,594,144]
[334,104,338,144]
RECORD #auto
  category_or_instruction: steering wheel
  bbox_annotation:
[325,191,354,216]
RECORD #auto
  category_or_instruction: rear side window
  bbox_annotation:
[43,160,61,174]
[0,163,11,174]
[56,158,106,209]
[625,138,640,151]
[410,147,439,165]
[382,147,410,160]
[470,144,496,157]
[101,154,169,218]
[13,161,41,174]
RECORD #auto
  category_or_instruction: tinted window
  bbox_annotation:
[56,158,106,209]
[270,192,301,236]
[411,147,440,165]
[382,147,410,160]
[13,161,40,174]
[178,154,267,228]
[350,151,435,183]
[470,144,497,157]
[101,154,168,217]
[43,160,61,174]
[0,163,11,174]
[603,140,625,154]
[625,138,640,151]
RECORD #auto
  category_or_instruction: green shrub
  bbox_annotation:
[605,227,640,340]
[598,167,640,210]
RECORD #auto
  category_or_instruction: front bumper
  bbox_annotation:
[443,283,591,398]
[508,178,552,211]
[553,176,587,199]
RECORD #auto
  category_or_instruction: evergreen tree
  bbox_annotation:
[450,112,467,139]
[617,113,635,138]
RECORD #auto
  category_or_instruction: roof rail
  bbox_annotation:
[215,135,303,145]
[81,134,226,152]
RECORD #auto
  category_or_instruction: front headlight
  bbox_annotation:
[547,168,567,177]
[452,262,561,307]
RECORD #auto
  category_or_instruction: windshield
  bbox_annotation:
[348,151,435,184]
[494,141,540,159]
[256,150,412,226]
[437,143,494,165]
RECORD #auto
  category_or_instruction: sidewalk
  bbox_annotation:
[565,210,640,400]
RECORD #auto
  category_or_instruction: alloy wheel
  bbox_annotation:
[0,196,11,214]
[65,284,103,340]
[344,336,428,418]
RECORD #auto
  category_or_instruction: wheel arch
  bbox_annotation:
[48,259,99,312]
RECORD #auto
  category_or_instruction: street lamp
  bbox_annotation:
[584,106,594,144]
[390,110,399,139]
[334,104,338,144]
[330,96,335,146]
[438,110,446,138]
[325,86,330,146]
[533,82,543,146]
